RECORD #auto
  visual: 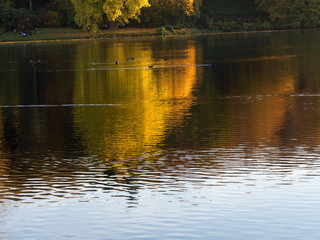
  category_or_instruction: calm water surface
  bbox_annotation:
[1,30,320,239]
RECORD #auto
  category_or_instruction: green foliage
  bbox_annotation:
[0,0,15,8]
[35,0,74,28]
[199,0,260,29]
[261,21,272,30]
[0,4,37,30]
[173,25,183,30]
[192,1,201,21]
[219,20,239,31]
[140,0,194,27]
[204,18,272,32]
[164,25,175,33]
[0,0,52,11]
[157,25,176,35]
[0,0,74,29]
[201,0,257,19]
[47,0,74,27]
[37,10,60,27]
[157,26,166,35]
[254,0,320,28]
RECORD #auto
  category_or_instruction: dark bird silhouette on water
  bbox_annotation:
[208,63,215,67]
[115,61,118,64]
[104,168,116,177]
[148,65,153,69]
[163,58,168,61]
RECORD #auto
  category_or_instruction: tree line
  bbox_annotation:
[1,0,320,32]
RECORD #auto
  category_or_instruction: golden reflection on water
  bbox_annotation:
[72,40,198,177]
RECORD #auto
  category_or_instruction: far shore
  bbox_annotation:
[0,27,176,44]
[0,27,311,44]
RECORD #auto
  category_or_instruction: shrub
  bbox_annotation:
[164,25,175,33]
[229,20,241,30]
[261,21,272,30]
[218,22,233,32]
[173,25,183,30]
[157,27,166,35]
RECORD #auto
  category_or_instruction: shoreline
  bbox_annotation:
[0,27,160,44]
[0,27,316,44]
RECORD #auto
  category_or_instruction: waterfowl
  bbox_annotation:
[104,168,116,176]
[148,65,153,69]
[115,61,118,64]
[163,58,168,61]
[130,57,135,60]
[208,63,215,67]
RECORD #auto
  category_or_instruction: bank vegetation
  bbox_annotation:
[1,0,320,41]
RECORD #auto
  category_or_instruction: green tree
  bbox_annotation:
[140,0,195,26]
[0,0,15,7]
[255,0,320,28]
[0,0,50,10]
[71,0,150,32]
[0,3,37,30]
[49,0,74,26]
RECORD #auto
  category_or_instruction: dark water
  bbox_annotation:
[1,30,320,239]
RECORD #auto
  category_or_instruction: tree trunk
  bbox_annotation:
[108,21,119,30]
[29,0,33,10]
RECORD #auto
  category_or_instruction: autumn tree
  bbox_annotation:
[71,0,150,32]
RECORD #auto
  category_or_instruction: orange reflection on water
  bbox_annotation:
[72,39,199,176]
[227,57,297,147]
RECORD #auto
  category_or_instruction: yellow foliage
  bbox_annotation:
[71,0,150,32]
[103,0,150,23]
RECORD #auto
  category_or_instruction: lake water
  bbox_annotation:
[1,29,320,239]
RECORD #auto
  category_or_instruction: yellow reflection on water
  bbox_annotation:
[72,40,198,176]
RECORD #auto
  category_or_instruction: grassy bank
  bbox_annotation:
[0,27,200,43]
[0,26,299,44]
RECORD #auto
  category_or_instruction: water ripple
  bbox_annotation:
[3,145,318,205]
